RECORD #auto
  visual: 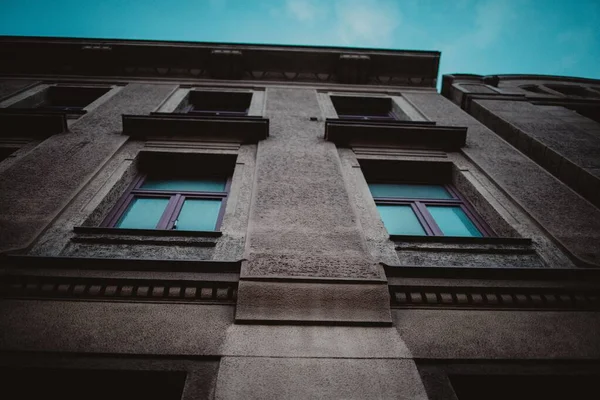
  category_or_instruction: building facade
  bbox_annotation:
[0,36,599,399]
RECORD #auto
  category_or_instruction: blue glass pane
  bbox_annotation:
[427,206,482,237]
[368,183,452,199]
[176,199,222,231]
[116,197,169,229]
[377,204,426,236]
[141,178,226,192]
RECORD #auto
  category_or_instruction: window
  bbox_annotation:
[103,174,230,231]
[7,85,111,118]
[369,182,492,237]
[0,147,18,162]
[331,96,409,121]
[449,374,599,400]
[36,86,110,113]
[182,90,251,117]
[1,367,186,400]
[520,85,553,95]
[544,84,600,99]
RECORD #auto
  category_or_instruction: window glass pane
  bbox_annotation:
[141,178,226,192]
[176,199,222,231]
[369,183,452,199]
[427,206,482,237]
[376,204,426,236]
[116,197,169,229]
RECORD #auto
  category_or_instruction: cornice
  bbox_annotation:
[122,113,269,143]
[324,119,467,150]
[385,265,600,311]
[0,36,440,87]
[0,108,68,138]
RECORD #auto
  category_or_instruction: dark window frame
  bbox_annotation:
[102,174,232,231]
[370,181,494,237]
[337,110,398,121]
[35,86,111,117]
[184,104,249,117]
[331,95,407,121]
[179,90,252,117]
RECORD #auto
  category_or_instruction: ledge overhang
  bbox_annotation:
[122,113,269,143]
[0,108,68,138]
[0,36,440,87]
[324,119,467,150]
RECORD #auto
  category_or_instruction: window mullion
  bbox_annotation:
[414,201,443,236]
[157,195,180,230]
[168,195,187,230]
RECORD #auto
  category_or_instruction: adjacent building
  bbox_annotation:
[1,36,599,399]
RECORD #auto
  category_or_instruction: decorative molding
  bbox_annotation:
[0,36,440,87]
[0,108,68,138]
[389,285,600,310]
[0,275,238,304]
[325,119,467,150]
[122,114,269,143]
[385,265,600,310]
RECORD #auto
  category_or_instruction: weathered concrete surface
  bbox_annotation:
[221,324,411,358]
[471,99,600,207]
[0,83,176,252]
[243,88,380,279]
[215,357,428,400]
[237,87,390,324]
[394,309,600,359]
[0,299,233,355]
[235,280,392,324]
[403,92,600,267]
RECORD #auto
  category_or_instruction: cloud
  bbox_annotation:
[286,0,321,22]
[333,0,401,47]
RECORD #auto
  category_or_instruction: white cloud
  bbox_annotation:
[333,0,401,47]
[286,0,321,22]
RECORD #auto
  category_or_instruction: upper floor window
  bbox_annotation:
[36,86,111,113]
[5,85,111,119]
[369,182,492,237]
[544,84,600,99]
[331,96,409,121]
[182,90,251,117]
[102,174,230,231]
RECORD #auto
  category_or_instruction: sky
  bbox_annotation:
[0,0,599,86]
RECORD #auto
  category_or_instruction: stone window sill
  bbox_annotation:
[72,226,221,247]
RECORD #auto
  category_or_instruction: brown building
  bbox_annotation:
[1,36,599,399]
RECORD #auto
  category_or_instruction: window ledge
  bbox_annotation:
[324,118,467,150]
[122,113,269,143]
[390,235,531,246]
[0,108,68,138]
[73,226,221,247]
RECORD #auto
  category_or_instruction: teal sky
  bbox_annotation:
[1,0,599,84]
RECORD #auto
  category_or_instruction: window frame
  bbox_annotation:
[370,181,494,237]
[102,174,232,231]
[184,104,249,117]
[337,110,398,121]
